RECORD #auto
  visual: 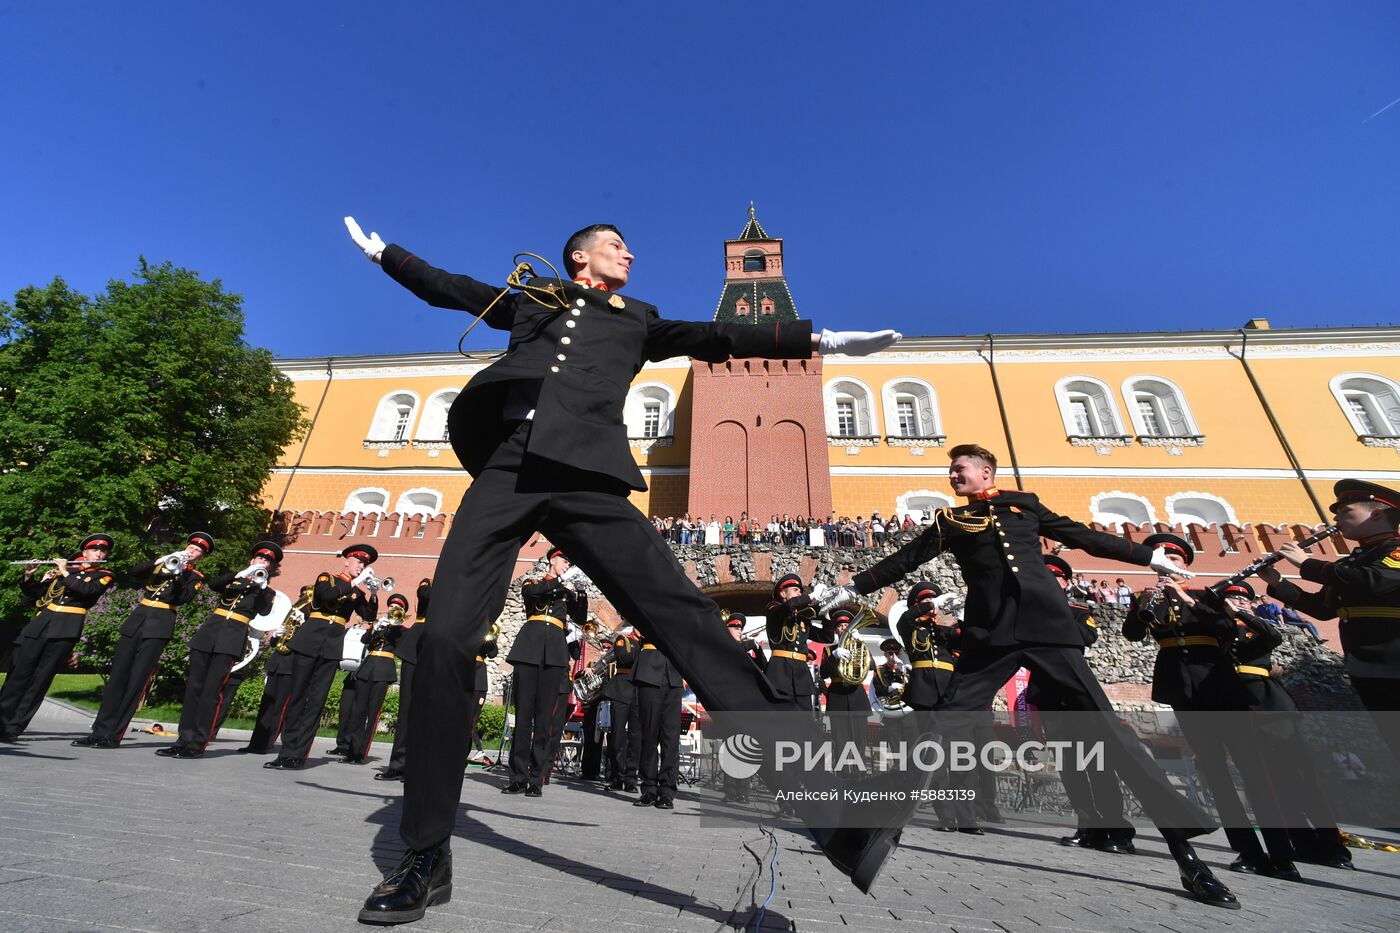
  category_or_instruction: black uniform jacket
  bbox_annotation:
[121,560,205,639]
[872,663,908,705]
[897,611,960,709]
[764,595,830,697]
[19,565,115,641]
[820,648,872,711]
[290,571,377,660]
[853,490,1153,649]
[738,637,768,672]
[188,573,276,657]
[1229,611,1296,713]
[396,620,425,665]
[1026,602,1098,709]
[507,576,586,668]
[632,642,682,688]
[1268,535,1400,678]
[471,634,499,694]
[601,635,639,703]
[380,244,813,491]
[355,622,403,684]
[1124,588,1241,709]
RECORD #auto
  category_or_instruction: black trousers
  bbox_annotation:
[346,678,393,757]
[388,661,416,771]
[91,634,169,741]
[401,422,815,851]
[335,672,359,752]
[0,636,78,734]
[509,662,565,785]
[176,648,238,750]
[212,659,255,739]
[608,697,640,783]
[636,682,682,797]
[542,688,573,783]
[248,667,294,752]
[280,652,340,759]
[1351,676,1400,765]
[824,689,870,769]
[1041,707,1131,838]
[941,644,1213,836]
[1177,712,1293,861]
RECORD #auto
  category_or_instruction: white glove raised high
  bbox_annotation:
[817,584,860,617]
[1148,546,1195,578]
[344,216,386,263]
[818,328,902,356]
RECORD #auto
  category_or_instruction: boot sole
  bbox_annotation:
[850,827,902,894]
[357,883,452,925]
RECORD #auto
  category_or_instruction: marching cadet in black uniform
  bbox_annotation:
[603,627,641,792]
[378,579,431,782]
[871,638,908,712]
[721,615,763,803]
[632,638,683,809]
[346,216,904,922]
[0,534,115,741]
[1261,478,1400,761]
[82,532,213,747]
[1221,583,1354,870]
[210,628,277,742]
[839,444,1237,908]
[1034,554,1133,854]
[1127,535,1300,879]
[240,585,309,755]
[820,608,872,771]
[340,592,410,765]
[504,547,586,797]
[157,541,280,758]
[267,544,380,770]
[764,574,829,713]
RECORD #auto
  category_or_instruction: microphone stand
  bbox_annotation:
[485,673,513,773]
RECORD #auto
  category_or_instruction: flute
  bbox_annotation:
[1206,525,1339,594]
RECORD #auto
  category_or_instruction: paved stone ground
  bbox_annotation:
[2,701,1399,933]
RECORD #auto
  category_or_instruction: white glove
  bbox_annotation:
[566,627,581,644]
[833,647,851,661]
[818,328,902,356]
[344,216,386,263]
[351,567,374,588]
[234,565,255,579]
[817,584,860,616]
[1148,546,1195,578]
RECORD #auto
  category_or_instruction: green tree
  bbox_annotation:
[0,260,306,627]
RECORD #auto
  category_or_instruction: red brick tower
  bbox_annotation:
[687,205,833,522]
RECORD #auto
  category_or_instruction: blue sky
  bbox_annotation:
[3,2,1398,358]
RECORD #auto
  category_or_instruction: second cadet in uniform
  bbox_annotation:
[340,592,410,765]
[764,574,829,713]
[240,585,308,755]
[632,636,683,809]
[378,580,431,782]
[602,627,641,792]
[820,608,872,770]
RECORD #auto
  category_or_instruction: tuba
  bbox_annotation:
[831,601,879,687]
[274,589,313,654]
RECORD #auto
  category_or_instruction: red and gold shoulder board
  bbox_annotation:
[317,572,332,583]
[1085,616,1097,628]
[1383,547,1400,569]
[99,575,112,586]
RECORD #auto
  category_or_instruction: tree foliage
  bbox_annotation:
[0,260,306,626]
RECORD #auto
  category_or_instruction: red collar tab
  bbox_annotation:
[572,277,610,292]
[1360,532,1398,547]
[336,571,352,582]
[964,487,1001,502]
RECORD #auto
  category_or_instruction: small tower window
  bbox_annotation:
[735,298,750,316]
[743,249,766,272]
[760,297,775,315]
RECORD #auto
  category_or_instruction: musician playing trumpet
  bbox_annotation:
[267,543,380,771]
[339,592,410,765]
[0,534,116,743]
[79,532,214,749]
[158,541,281,759]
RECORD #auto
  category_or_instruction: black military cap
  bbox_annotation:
[80,533,114,552]
[725,611,747,629]
[1221,581,1255,600]
[187,531,215,555]
[340,543,378,565]
[906,580,942,609]
[1330,479,1400,514]
[1043,554,1073,579]
[772,573,804,600]
[880,637,902,653]
[830,608,856,626]
[387,593,410,609]
[546,545,569,562]
[1143,533,1194,566]
[251,540,284,563]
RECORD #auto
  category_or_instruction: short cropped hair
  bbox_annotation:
[562,224,623,277]
[948,443,998,472]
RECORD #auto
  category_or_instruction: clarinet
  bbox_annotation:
[1206,524,1339,594]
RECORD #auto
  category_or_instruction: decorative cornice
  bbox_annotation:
[829,435,880,448]
[411,440,452,451]
[628,436,674,451]
[885,435,946,448]
[1360,435,1400,449]
[363,439,409,451]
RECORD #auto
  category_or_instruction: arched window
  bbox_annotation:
[743,249,766,272]
[624,383,676,439]
[1166,493,1237,528]
[395,489,442,517]
[416,390,458,442]
[344,487,389,535]
[734,298,751,317]
[881,379,942,439]
[1054,377,1127,439]
[1090,492,1156,529]
[1122,376,1200,439]
[896,490,955,523]
[367,391,420,443]
[759,296,776,315]
[1330,372,1400,441]
[824,378,876,437]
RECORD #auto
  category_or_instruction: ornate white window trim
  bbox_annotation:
[363,439,409,451]
[1165,491,1238,528]
[828,435,879,447]
[629,435,675,451]
[885,435,946,448]
[410,439,452,450]
[1361,435,1400,449]
[1089,491,1158,528]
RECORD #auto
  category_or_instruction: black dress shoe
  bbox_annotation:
[264,756,304,770]
[154,745,183,758]
[1268,860,1303,882]
[622,782,638,793]
[501,781,527,794]
[91,737,121,749]
[810,824,904,894]
[634,793,658,807]
[375,768,405,782]
[340,753,368,765]
[1058,828,1094,847]
[524,784,542,797]
[654,796,674,810]
[958,827,985,836]
[71,735,97,747]
[980,808,1006,824]
[237,745,272,754]
[358,843,453,925]
[607,780,624,791]
[175,747,204,759]
[1096,837,1136,855]
[1180,859,1240,909]
[1228,853,1271,874]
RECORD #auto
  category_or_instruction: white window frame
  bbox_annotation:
[395,488,443,517]
[1089,491,1158,529]
[1053,376,1127,439]
[824,377,877,437]
[343,487,390,535]
[1165,492,1238,528]
[624,382,676,438]
[416,389,459,442]
[367,390,421,442]
[895,490,955,524]
[1121,375,1201,438]
[880,378,942,439]
[1330,372,1400,439]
